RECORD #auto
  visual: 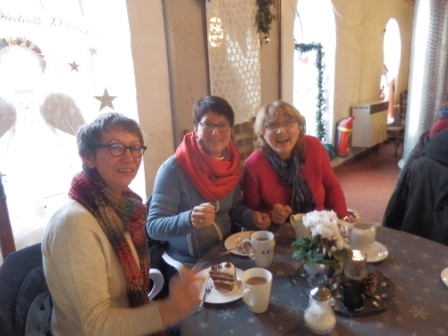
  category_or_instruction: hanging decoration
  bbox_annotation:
[295,42,326,142]
[0,36,46,70]
[94,88,117,111]
[68,61,80,72]
[256,0,276,44]
[88,47,98,56]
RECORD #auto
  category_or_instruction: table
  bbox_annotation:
[180,225,448,336]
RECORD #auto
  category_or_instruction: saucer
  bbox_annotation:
[441,267,448,287]
[224,231,254,256]
[366,241,388,263]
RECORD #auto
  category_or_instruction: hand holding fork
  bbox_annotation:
[198,277,213,311]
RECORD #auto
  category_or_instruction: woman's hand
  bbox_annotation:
[191,203,215,228]
[271,204,292,225]
[252,212,271,229]
[159,267,201,327]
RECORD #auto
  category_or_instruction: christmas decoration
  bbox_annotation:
[68,61,80,72]
[256,0,276,43]
[94,88,117,111]
[88,47,97,56]
[295,42,326,142]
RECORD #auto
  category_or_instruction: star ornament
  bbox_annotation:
[68,61,80,72]
[94,88,117,111]
[88,47,98,56]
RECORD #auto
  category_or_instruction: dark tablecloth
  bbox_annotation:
[180,225,448,336]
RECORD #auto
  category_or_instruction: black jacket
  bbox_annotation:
[383,157,448,246]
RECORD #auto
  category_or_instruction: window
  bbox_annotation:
[293,0,335,141]
[0,1,144,256]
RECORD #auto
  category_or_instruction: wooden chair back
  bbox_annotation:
[233,121,256,171]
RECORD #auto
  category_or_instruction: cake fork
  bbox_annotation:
[198,277,212,311]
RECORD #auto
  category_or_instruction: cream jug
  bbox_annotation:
[290,213,310,239]
[348,222,379,253]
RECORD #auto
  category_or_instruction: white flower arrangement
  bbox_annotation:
[292,210,352,270]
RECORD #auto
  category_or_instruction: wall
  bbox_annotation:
[125,0,415,196]
[126,0,174,196]
[281,0,414,163]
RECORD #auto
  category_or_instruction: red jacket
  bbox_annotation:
[242,135,349,219]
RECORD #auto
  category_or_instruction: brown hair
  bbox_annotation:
[77,112,144,158]
[253,100,307,155]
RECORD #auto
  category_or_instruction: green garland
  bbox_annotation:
[256,0,276,36]
[294,42,326,142]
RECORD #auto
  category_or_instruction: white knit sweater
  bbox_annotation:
[42,198,164,336]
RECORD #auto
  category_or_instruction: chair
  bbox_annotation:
[233,121,256,171]
[386,91,408,157]
[145,195,184,292]
[0,243,52,336]
[386,126,404,157]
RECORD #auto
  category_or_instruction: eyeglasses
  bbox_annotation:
[265,119,298,132]
[199,121,231,133]
[94,144,147,158]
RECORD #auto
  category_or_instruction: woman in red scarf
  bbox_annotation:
[147,96,270,265]
[42,112,199,335]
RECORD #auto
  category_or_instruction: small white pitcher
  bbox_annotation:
[348,222,379,253]
[290,213,310,239]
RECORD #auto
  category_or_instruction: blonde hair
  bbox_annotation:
[253,100,307,154]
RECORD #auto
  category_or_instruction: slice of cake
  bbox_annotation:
[209,262,237,290]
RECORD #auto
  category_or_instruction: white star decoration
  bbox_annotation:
[88,47,97,56]
[247,317,256,324]
[218,309,235,320]
[409,306,429,319]
[286,301,302,315]
[94,88,117,111]
[198,321,208,329]
[68,61,79,71]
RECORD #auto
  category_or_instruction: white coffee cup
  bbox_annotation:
[348,222,378,253]
[242,231,275,268]
[242,268,273,313]
[148,268,164,300]
[290,213,310,238]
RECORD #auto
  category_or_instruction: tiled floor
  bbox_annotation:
[335,141,401,224]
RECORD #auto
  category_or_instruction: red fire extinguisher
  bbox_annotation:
[335,116,355,157]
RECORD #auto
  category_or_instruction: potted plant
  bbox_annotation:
[292,210,352,288]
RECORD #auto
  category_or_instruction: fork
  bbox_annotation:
[198,277,213,311]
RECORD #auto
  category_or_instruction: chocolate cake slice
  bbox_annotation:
[209,262,237,290]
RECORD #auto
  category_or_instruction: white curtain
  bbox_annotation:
[206,0,261,122]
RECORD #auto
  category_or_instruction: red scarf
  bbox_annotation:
[175,132,241,201]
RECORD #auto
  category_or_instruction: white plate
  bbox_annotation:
[366,241,389,263]
[224,231,255,256]
[197,267,244,304]
[441,267,448,286]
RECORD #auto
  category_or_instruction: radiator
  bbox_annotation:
[351,101,389,147]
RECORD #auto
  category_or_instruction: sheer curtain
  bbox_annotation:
[206,0,261,122]
[0,1,142,262]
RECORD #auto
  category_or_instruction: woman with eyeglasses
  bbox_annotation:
[42,112,200,336]
[147,96,271,266]
[243,100,351,225]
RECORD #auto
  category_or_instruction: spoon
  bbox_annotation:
[220,237,242,255]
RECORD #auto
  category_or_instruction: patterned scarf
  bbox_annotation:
[265,146,316,213]
[68,168,150,307]
[175,132,241,201]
